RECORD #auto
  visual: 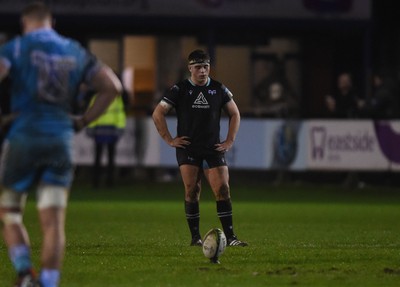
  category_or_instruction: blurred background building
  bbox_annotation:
[1,0,399,185]
[2,0,392,118]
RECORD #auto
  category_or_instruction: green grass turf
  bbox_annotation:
[1,181,400,286]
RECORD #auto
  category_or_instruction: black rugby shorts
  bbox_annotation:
[176,148,227,169]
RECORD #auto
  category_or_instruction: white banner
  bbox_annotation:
[73,117,307,170]
[72,117,160,166]
[307,120,390,170]
[73,118,400,171]
[221,119,306,170]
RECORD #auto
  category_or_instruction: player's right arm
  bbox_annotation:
[152,101,190,148]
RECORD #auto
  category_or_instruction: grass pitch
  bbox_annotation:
[1,180,400,286]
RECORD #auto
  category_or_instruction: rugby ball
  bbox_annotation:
[202,228,227,263]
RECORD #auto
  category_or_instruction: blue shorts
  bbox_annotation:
[0,135,74,192]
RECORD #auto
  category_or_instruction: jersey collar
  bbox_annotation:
[188,77,210,87]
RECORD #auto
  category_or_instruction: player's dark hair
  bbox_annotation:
[188,49,210,65]
[21,1,52,20]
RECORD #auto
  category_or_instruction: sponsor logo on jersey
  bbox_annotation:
[192,92,210,109]
[208,89,217,95]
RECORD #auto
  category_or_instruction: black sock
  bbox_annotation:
[185,201,200,239]
[217,199,235,239]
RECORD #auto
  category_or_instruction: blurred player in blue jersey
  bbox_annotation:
[0,2,122,287]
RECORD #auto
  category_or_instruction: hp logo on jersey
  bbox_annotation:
[192,92,210,109]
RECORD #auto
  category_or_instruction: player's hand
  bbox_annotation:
[215,140,233,153]
[71,115,88,132]
[169,136,191,148]
[325,95,336,112]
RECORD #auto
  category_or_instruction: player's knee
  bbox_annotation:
[216,183,230,200]
[37,185,69,209]
[1,211,23,226]
[0,189,26,226]
[0,188,27,207]
[184,183,201,202]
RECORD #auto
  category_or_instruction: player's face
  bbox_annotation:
[189,63,210,86]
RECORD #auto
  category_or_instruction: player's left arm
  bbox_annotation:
[215,100,240,152]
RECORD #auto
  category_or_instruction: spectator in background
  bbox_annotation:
[325,72,363,188]
[358,71,399,119]
[253,63,298,118]
[86,88,128,188]
[325,72,360,118]
[253,61,299,185]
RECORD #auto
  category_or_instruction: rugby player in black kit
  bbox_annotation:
[153,49,247,247]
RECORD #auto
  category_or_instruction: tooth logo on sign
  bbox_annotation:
[192,92,210,109]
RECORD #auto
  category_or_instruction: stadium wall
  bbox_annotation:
[73,118,400,171]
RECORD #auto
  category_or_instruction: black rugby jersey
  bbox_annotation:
[162,78,233,154]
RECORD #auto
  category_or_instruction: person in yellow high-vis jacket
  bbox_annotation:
[86,93,127,188]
